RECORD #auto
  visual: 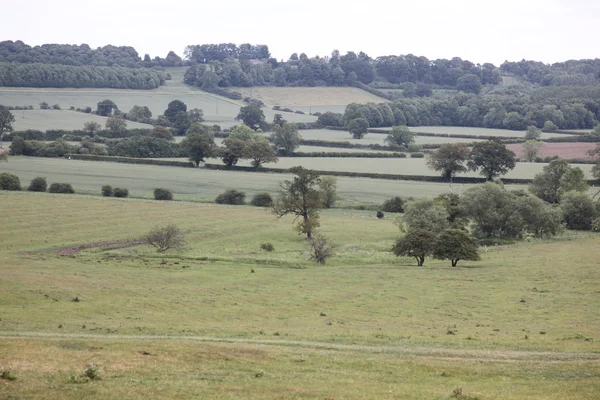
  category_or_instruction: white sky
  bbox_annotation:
[1,0,599,65]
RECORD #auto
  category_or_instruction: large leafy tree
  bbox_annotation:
[105,116,127,135]
[560,191,598,230]
[427,143,470,181]
[270,122,301,156]
[236,104,266,131]
[242,138,277,168]
[433,229,480,267]
[0,109,15,148]
[347,117,369,139]
[181,123,216,166]
[467,139,516,181]
[273,166,323,239]
[529,158,588,203]
[401,199,449,232]
[164,100,187,123]
[391,228,437,266]
[96,100,118,116]
[384,125,414,149]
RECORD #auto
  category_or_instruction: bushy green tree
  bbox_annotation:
[524,126,542,140]
[0,173,21,190]
[401,199,449,232]
[468,139,516,181]
[529,159,588,203]
[522,140,543,162]
[384,125,414,149]
[560,191,598,230]
[0,109,15,147]
[27,177,47,192]
[381,196,405,213]
[427,143,470,181]
[96,100,117,116]
[181,123,216,166]
[164,100,187,123]
[347,117,369,139]
[236,104,266,130]
[270,122,301,156]
[433,229,480,267]
[242,138,277,168]
[83,121,101,135]
[105,116,127,135]
[318,176,337,208]
[391,228,437,266]
[216,189,246,205]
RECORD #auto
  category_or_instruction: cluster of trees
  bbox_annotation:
[183,49,501,91]
[340,92,599,131]
[501,59,600,86]
[0,63,167,89]
[184,43,270,63]
[0,40,184,69]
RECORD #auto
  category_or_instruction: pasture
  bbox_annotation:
[298,129,484,145]
[507,142,598,159]
[376,126,567,139]
[9,109,152,131]
[0,191,599,399]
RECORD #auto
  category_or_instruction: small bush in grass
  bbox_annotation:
[154,188,173,201]
[410,152,425,158]
[382,196,405,213]
[113,188,129,198]
[591,217,600,232]
[70,365,100,384]
[260,242,274,252]
[216,189,246,205]
[377,211,385,219]
[0,370,17,381]
[49,183,74,194]
[0,173,21,191]
[28,177,47,192]
[145,224,185,253]
[309,234,334,264]
[101,185,113,197]
[251,192,273,207]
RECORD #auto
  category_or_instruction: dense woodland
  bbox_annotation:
[501,59,600,86]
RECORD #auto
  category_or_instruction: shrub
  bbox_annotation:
[410,152,425,158]
[382,196,405,213]
[260,242,274,252]
[376,211,384,219]
[113,188,129,198]
[561,191,598,230]
[591,217,600,232]
[27,177,47,192]
[154,188,173,201]
[101,184,113,197]
[0,173,21,191]
[145,224,185,253]
[251,192,273,207]
[309,234,334,264]
[216,189,246,205]
[48,183,74,193]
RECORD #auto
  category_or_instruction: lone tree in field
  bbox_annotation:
[145,224,185,253]
[270,122,301,156]
[242,138,278,168]
[427,143,470,181]
[96,99,118,116]
[273,166,324,239]
[0,109,15,149]
[181,123,216,166]
[384,125,414,149]
[347,117,369,139]
[236,103,266,131]
[83,121,102,135]
[433,229,480,267]
[522,140,543,162]
[467,138,516,181]
[391,228,437,266]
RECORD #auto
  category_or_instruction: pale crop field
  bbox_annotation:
[0,191,599,399]
[9,109,152,131]
[375,126,567,139]
[0,156,535,202]
[231,86,387,107]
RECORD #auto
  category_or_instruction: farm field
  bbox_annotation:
[0,192,599,399]
[9,109,152,131]
[298,129,484,145]
[508,142,598,159]
[376,126,567,139]
[0,156,535,202]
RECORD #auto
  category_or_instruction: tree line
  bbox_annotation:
[0,63,167,89]
[501,59,600,86]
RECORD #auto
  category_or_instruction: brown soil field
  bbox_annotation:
[508,142,598,159]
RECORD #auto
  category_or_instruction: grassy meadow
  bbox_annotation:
[10,109,152,131]
[0,191,599,399]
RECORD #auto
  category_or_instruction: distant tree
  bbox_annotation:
[433,229,480,267]
[164,100,187,123]
[39,102,50,110]
[145,224,185,253]
[381,196,405,213]
[434,192,467,228]
[96,100,118,116]
[215,189,246,205]
[105,116,127,135]
[468,139,516,181]
[83,121,101,135]
[181,123,216,166]
[236,104,266,130]
[127,105,152,122]
[391,228,437,266]
[0,151,7,162]
[273,113,286,127]
[589,145,600,187]
[230,124,260,140]
[401,199,449,232]
[318,176,338,208]
[427,143,470,181]
[384,125,414,149]
[149,126,174,141]
[542,120,559,133]
[270,122,301,156]
[172,111,191,135]
[273,166,323,239]
[220,138,245,166]
[317,112,343,127]
[560,191,598,230]
[591,124,600,137]
[529,159,588,203]
[524,126,542,140]
[188,108,205,124]
[347,117,369,139]
[456,74,482,94]
[0,109,15,148]
[242,138,277,167]
[0,172,21,190]
[522,140,543,162]
[514,195,564,237]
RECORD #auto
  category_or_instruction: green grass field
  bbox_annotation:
[10,109,152,131]
[298,129,485,145]
[0,191,599,399]
[0,156,533,202]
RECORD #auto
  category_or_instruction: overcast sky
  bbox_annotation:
[2,0,599,65]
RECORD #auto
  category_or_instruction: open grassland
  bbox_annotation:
[507,142,598,159]
[299,129,485,145]
[0,156,518,202]
[232,86,387,108]
[10,109,152,131]
[0,192,599,399]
